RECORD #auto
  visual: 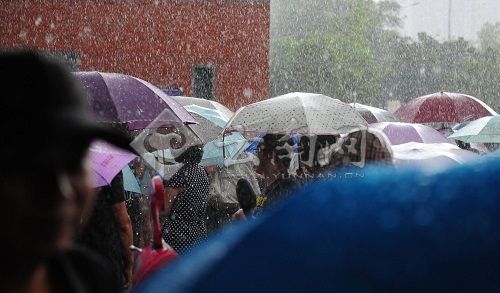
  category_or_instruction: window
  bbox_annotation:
[192,64,215,100]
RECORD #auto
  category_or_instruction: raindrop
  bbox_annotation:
[243,88,253,98]
[432,65,442,74]
[34,16,42,26]
[45,34,54,44]
[419,67,426,76]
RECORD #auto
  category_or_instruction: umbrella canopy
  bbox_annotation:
[133,158,500,293]
[448,116,500,143]
[172,96,233,120]
[227,92,367,135]
[186,105,249,166]
[153,106,248,167]
[122,165,142,193]
[350,103,399,123]
[394,92,497,124]
[130,107,205,160]
[89,140,137,187]
[184,105,228,127]
[186,112,222,144]
[370,122,451,145]
[392,142,479,173]
[74,72,196,130]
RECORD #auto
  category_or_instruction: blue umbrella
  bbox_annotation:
[184,104,230,127]
[244,133,265,153]
[184,105,248,166]
[134,157,500,292]
[121,165,142,194]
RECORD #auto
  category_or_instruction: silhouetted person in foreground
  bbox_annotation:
[0,51,131,293]
[77,172,134,288]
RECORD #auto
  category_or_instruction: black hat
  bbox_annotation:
[0,50,132,173]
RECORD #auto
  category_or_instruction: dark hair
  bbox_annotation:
[175,145,204,164]
[236,179,257,214]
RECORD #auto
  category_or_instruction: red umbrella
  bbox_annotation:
[395,92,497,124]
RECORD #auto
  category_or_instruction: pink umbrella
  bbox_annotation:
[370,122,451,145]
[89,140,137,187]
[394,92,497,124]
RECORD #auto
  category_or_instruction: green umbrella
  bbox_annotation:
[449,115,500,143]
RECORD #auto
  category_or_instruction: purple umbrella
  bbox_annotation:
[370,122,452,145]
[89,140,137,187]
[74,72,196,130]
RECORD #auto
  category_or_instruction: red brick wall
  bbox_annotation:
[0,0,270,110]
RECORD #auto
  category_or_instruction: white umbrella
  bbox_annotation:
[226,92,367,135]
[349,103,399,123]
[392,142,479,173]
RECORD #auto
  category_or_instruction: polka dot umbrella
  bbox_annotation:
[226,92,367,136]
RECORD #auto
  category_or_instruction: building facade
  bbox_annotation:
[0,0,270,110]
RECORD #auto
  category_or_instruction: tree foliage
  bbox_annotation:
[478,22,500,52]
[271,0,397,105]
[270,0,500,112]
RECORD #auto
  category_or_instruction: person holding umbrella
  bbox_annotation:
[162,145,210,254]
[255,134,304,210]
[0,51,132,292]
[77,172,134,289]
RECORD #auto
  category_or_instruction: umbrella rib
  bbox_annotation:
[300,95,310,134]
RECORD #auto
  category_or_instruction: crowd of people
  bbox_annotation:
[2,51,496,293]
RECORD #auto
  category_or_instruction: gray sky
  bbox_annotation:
[395,0,500,42]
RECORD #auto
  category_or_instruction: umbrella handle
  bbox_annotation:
[222,134,226,160]
[149,176,165,250]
